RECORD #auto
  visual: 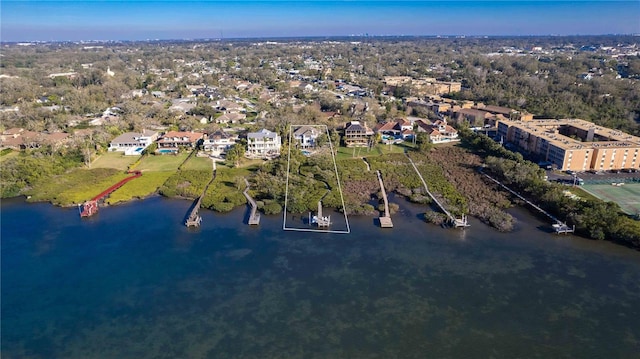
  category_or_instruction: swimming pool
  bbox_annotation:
[159,149,176,154]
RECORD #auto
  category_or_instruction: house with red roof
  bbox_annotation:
[156,131,204,153]
[416,119,459,144]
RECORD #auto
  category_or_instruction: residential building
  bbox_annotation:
[156,131,204,152]
[343,121,374,147]
[216,112,246,124]
[497,118,640,171]
[374,121,402,137]
[108,130,158,155]
[417,119,459,144]
[246,129,281,157]
[203,130,237,153]
[0,128,70,150]
[293,126,322,148]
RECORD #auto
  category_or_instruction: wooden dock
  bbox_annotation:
[405,153,468,228]
[480,168,574,234]
[310,201,331,227]
[80,170,142,218]
[185,196,203,227]
[185,160,216,227]
[376,170,393,228]
[243,178,260,225]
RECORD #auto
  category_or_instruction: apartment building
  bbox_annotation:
[497,118,640,171]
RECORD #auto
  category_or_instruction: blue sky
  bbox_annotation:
[1,1,639,41]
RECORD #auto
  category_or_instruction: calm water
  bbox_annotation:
[2,196,640,358]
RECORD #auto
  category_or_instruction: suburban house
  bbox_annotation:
[215,100,245,114]
[343,121,374,147]
[374,118,415,138]
[156,131,204,153]
[416,119,459,144]
[293,126,322,149]
[0,128,70,150]
[108,130,159,155]
[374,121,402,137]
[216,112,246,124]
[246,128,281,157]
[203,130,237,153]
[169,99,196,113]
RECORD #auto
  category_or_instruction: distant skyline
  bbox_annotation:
[1,1,639,42]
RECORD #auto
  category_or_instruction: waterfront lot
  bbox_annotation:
[136,152,189,171]
[107,171,174,204]
[91,151,138,170]
[26,168,128,205]
[581,183,640,215]
[335,144,405,159]
[180,155,213,171]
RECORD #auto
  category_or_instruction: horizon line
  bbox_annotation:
[3,33,639,44]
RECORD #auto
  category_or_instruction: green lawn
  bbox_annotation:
[335,144,405,160]
[136,153,189,172]
[91,151,138,170]
[106,171,174,204]
[181,156,214,171]
[26,168,128,205]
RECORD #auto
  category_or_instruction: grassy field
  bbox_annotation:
[581,183,640,215]
[26,168,128,205]
[335,144,405,160]
[136,153,189,172]
[106,171,174,204]
[91,151,138,170]
[181,156,214,171]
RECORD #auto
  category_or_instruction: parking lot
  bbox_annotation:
[546,170,640,185]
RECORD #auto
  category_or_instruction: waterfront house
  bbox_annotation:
[156,131,204,153]
[109,130,158,155]
[246,129,281,158]
[374,121,402,137]
[203,130,237,153]
[343,121,373,147]
[416,119,459,144]
[293,126,322,149]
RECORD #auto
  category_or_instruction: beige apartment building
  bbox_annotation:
[497,118,640,171]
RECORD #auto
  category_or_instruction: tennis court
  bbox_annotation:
[581,183,640,215]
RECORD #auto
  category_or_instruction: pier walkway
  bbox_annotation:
[243,178,260,225]
[80,170,142,217]
[480,168,574,234]
[405,153,468,228]
[185,160,216,227]
[376,170,393,228]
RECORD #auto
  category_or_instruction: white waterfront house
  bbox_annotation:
[203,130,237,154]
[108,129,158,155]
[246,128,281,158]
[293,126,322,148]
